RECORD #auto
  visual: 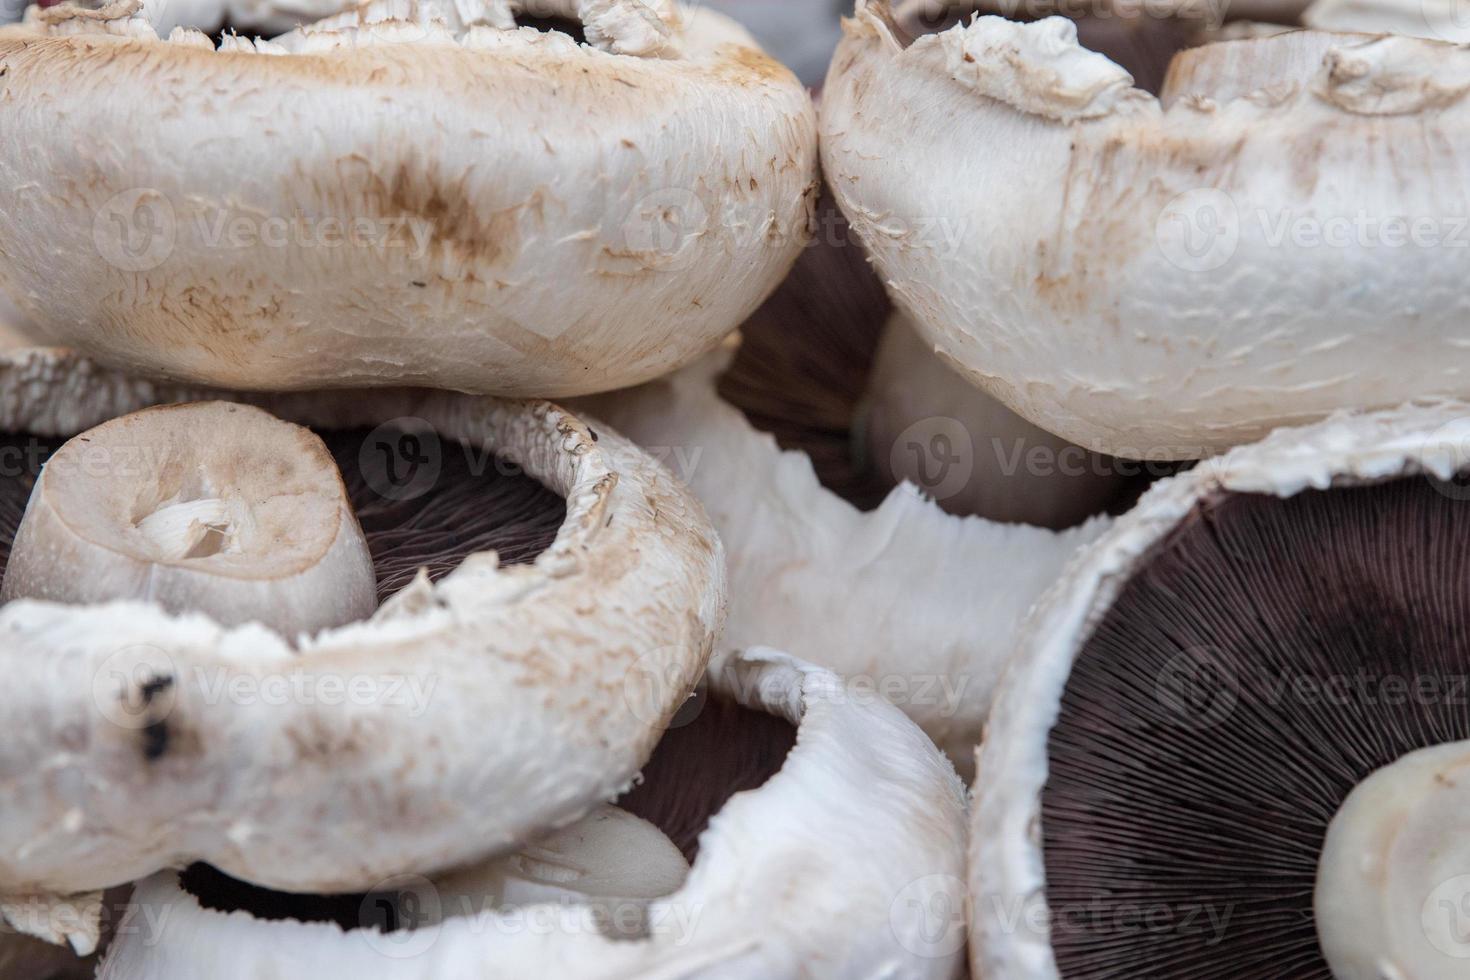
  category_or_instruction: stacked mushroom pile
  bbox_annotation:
[0,1,975,976]
[4,0,1469,975]
[811,2,1470,978]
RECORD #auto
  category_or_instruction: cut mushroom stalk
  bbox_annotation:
[3,402,377,638]
[1317,740,1470,980]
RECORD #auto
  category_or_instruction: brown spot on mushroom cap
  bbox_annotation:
[1042,475,1470,978]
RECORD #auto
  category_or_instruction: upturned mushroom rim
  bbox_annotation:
[0,346,725,909]
[970,400,1470,979]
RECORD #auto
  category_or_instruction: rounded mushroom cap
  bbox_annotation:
[970,401,1470,979]
[1304,0,1470,42]
[96,649,970,980]
[2,401,377,637]
[0,347,724,905]
[1316,740,1470,980]
[823,6,1470,457]
[0,0,817,397]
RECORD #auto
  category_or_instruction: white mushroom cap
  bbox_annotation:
[0,289,35,350]
[969,401,1470,979]
[0,348,723,917]
[822,5,1470,457]
[579,346,1110,772]
[1316,740,1470,980]
[862,309,1130,528]
[97,649,970,979]
[3,402,377,638]
[0,0,817,397]
[1304,0,1470,41]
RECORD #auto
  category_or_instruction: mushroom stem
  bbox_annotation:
[1,402,376,639]
[1316,740,1470,980]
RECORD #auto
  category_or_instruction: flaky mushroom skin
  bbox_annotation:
[969,401,1470,979]
[0,348,724,901]
[98,649,969,980]
[823,6,1470,457]
[0,2,817,397]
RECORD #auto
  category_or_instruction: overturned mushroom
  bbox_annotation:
[0,347,723,951]
[970,402,1470,978]
[0,0,817,397]
[582,345,1110,770]
[823,6,1470,457]
[99,649,970,979]
[3,402,376,637]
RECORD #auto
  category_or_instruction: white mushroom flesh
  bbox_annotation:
[580,347,1110,772]
[1316,740,1470,980]
[3,402,377,638]
[96,649,969,979]
[821,7,1470,456]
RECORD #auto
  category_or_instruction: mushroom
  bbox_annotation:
[863,310,1132,528]
[0,291,34,349]
[582,344,1111,771]
[0,0,817,397]
[97,649,970,978]
[970,401,1470,978]
[1304,0,1468,41]
[822,5,1470,458]
[0,347,723,952]
[3,402,377,638]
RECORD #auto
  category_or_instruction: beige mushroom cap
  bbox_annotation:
[0,348,724,935]
[822,5,1470,458]
[0,0,817,396]
[3,402,376,638]
[98,649,970,979]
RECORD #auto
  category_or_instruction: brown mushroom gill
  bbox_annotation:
[1040,475,1470,979]
[0,428,565,604]
[174,696,795,928]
